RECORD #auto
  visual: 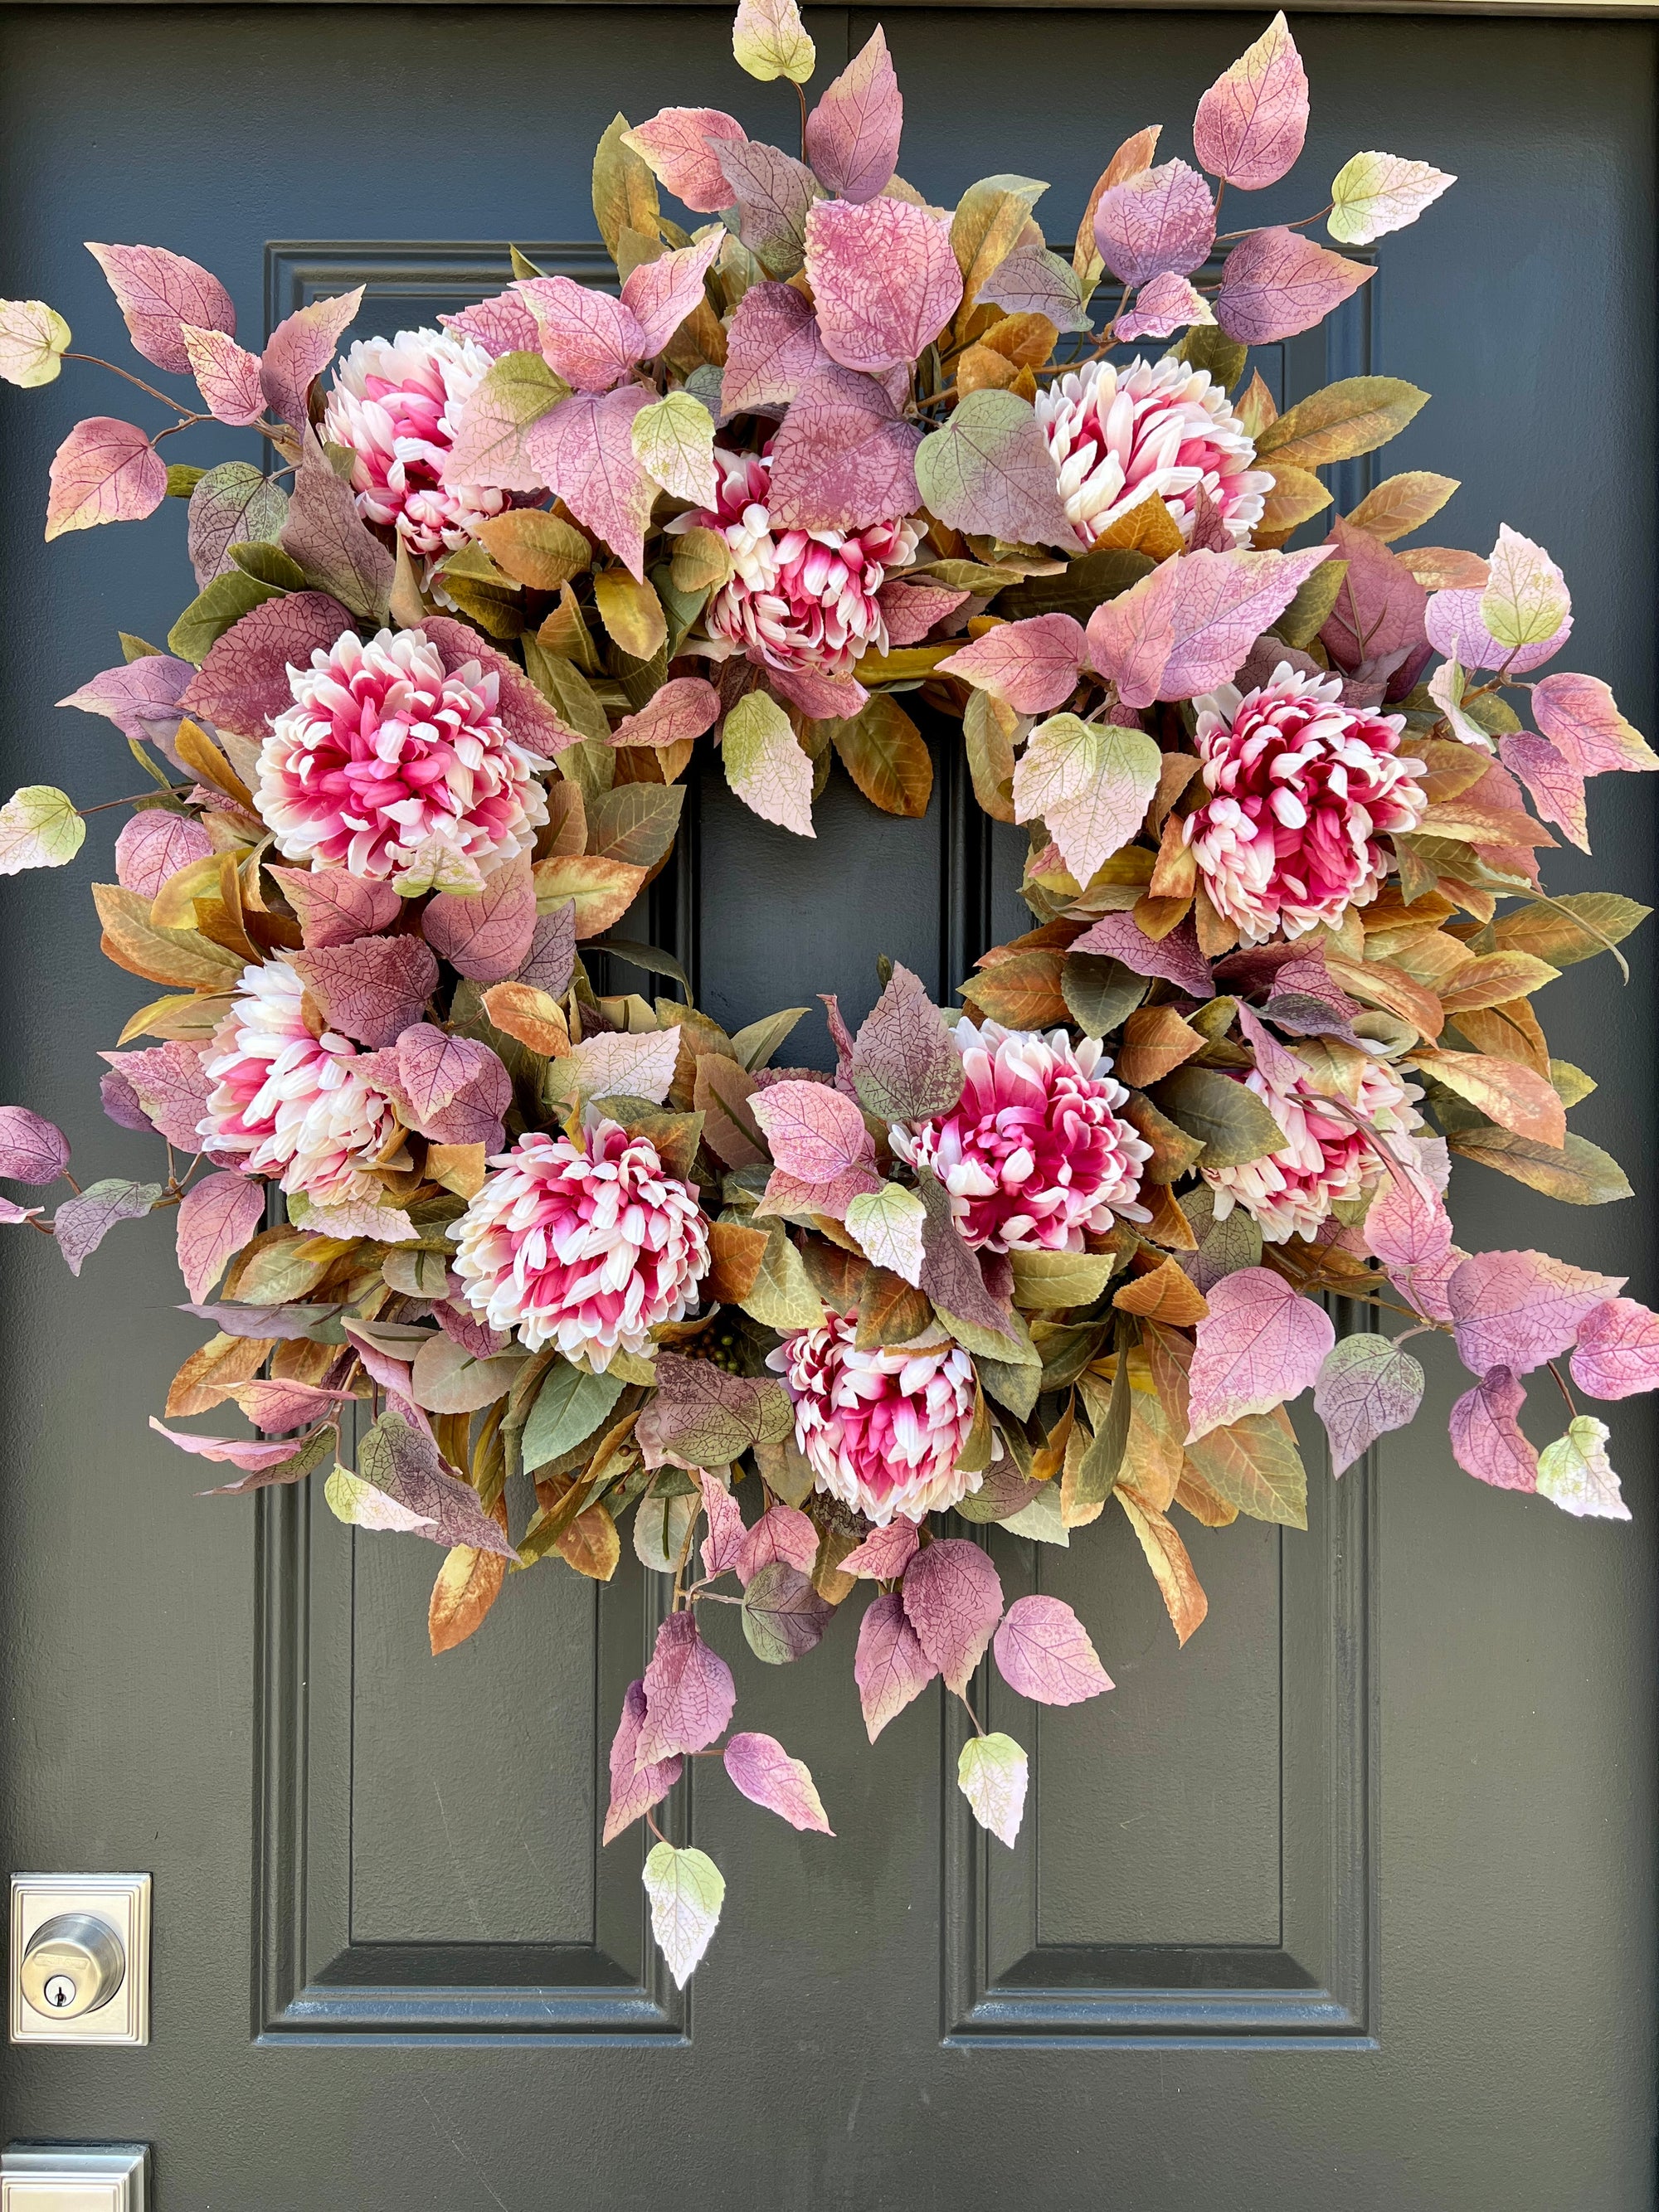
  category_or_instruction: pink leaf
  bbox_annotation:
[1068,912,1213,994]
[767,663,868,721]
[114,810,212,900]
[441,289,542,357]
[181,591,354,741]
[1389,1242,1468,1327]
[937,613,1087,714]
[623,108,750,214]
[435,1300,508,1361]
[766,365,922,532]
[266,864,401,950]
[902,1537,1004,1694]
[179,323,265,426]
[527,387,657,581]
[1114,271,1214,342]
[393,1025,497,1121]
[1092,160,1217,287]
[1185,1266,1335,1441]
[854,1588,937,1742]
[1499,731,1588,851]
[378,1031,509,1148]
[1363,1160,1453,1271]
[149,1417,325,1473]
[1532,671,1657,776]
[913,386,1083,553]
[805,197,963,376]
[992,1594,1114,1706]
[85,241,235,373]
[1425,590,1569,679]
[1084,570,1179,712]
[421,855,538,982]
[1570,1296,1659,1402]
[849,960,964,1122]
[360,1409,516,1556]
[979,245,1092,334]
[719,281,831,416]
[803,26,902,202]
[560,1028,681,1109]
[733,1502,820,1586]
[1448,1366,1538,1492]
[1233,1000,1302,1091]
[1448,1249,1625,1378]
[722,1732,833,1833]
[748,1077,873,1183]
[1216,228,1372,344]
[1313,1331,1425,1476]
[1092,543,1333,703]
[1192,12,1309,190]
[518,903,577,998]
[620,234,724,360]
[259,288,365,432]
[877,580,969,647]
[419,616,577,760]
[760,1161,884,1221]
[637,1612,737,1765]
[839,1518,919,1580]
[102,1041,211,1152]
[59,654,195,747]
[56,1177,159,1275]
[343,1321,419,1403]
[231,1378,353,1435]
[1319,518,1429,681]
[613,678,722,748]
[604,1680,683,1845]
[45,418,165,539]
[698,1471,747,1580]
[0,1105,71,1184]
[175,1169,265,1303]
[290,934,440,1048]
[518,274,646,392]
[716,138,820,275]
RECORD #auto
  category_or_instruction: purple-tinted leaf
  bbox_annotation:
[749,1077,873,1183]
[435,1300,508,1361]
[604,1680,683,1845]
[101,1069,153,1134]
[197,1424,337,1498]
[409,1331,523,1415]
[1448,1365,1538,1491]
[741,1559,834,1663]
[105,1040,212,1151]
[768,663,868,721]
[993,1594,1114,1705]
[723,1731,833,1832]
[1114,271,1214,342]
[85,241,235,373]
[849,960,964,1122]
[1092,159,1216,287]
[1424,589,1569,680]
[1532,671,1657,775]
[1069,912,1213,994]
[766,365,922,533]
[1192,13,1309,190]
[854,1587,937,1741]
[1499,731,1588,852]
[719,281,830,416]
[518,901,577,998]
[46,418,165,539]
[357,1408,518,1557]
[937,613,1087,714]
[1448,1249,1624,1378]
[267,864,401,950]
[902,1537,1004,1694]
[517,274,646,392]
[185,461,289,589]
[1569,1296,1659,1402]
[620,234,724,360]
[149,1416,326,1473]
[1389,1242,1467,1328]
[1313,1331,1425,1475]
[377,1028,510,1149]
[1216,228,1373,344]
[806,195,963,376]
[638,1611,738,1763]
[181,590,354,741]
[698,1470,747,1580]
[803,27,902,202]
[421,855,538,982]
[0,1106,71,1184]
[1362,1161,1453,1271]
[59,652,195,747]
[839,1517,920,1581]
[179,323,265,426]
[419,616,577,761]
[441,289,542,357]
[917,1169,1019,1344]
[527,387,657,581]
[613,677,722,748]
[733,1502,819,1586]
[343,1320,420,1404]
[914,389,1085,553]
[622,107,750,214]
[978,245,1092,334]
[1164,545,1335,698]
[114,809,212,899]
[1185,1266,1335,1441]
[55,1176,161,1275]
[1319,518,1428,680]
[716,138,820,278]
[877,580,970,648]
[260,288,364,432]
[440,350,566,494]
[392,1025,500,1122]
[280,462,394,625]
[230,1378,353,1435]
[291,933,440,1048]
[175,1169,265,1302]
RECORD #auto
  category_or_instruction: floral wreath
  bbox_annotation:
[0,3,1652,1986]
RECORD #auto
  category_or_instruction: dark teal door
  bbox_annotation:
[0,7,1653,2206]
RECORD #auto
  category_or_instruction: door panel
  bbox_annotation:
[0,8,1654,2209]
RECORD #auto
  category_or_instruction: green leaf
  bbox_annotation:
[1155,1064,1287,1169]
[165,462,207,498]
[1183,1412,1308,1528]
[1447,1127,1632,1205]
[230,540,309,591]
[957,1732,1028,1846]
[642,1842,724,1988]
[593,113,661,261]
[1491,893,1649,971]
[732,0,816,84]
[1074,1334,1131,1506]
[1008,1250,1117,1310]
[631,391,718,507]
[827,694,932,819]
[739,1221,826,1332]
[0,785,85,873]
[724,690,815,837]
[521,1360,627,1472]
[729,1006,808,1072]
[1061,950,1147,1034]
[1171,322,1247,392]
[521,640,612,746]
[994,545,1155,625]
[951,174,1046,307]
[474,510,591,591]
[1271,557,1349,649]
[1255,377,1428,471]
[167,567,282,665]
[594,936,692,995]
[0,297,70,386]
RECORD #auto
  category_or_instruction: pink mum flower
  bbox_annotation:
[255,627,547,893]
[891,1018,1152,1254]
[768,1315,984,1527]
[674,445,922,680]
[1034,355,1272,548]
[322,328,514,557]
[451,1121,710,1371]
[1183,664,1428,945]
[1204,1054,1423,1244]
[200,958,401,1208]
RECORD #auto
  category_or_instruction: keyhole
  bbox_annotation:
[43,1973,75,2010]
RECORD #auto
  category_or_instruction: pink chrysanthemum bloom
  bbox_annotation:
[200,958,401,1208]
[767,1315,985,1527]
[890,1018,1153,1253]
[672,445,922,679]
[255,627,547,893]
[1183,664,1429,946]
[1034,355,1272,548]
[322,327,513,557]
[1204,1054,1423,1245]
[450,1121,710,1371]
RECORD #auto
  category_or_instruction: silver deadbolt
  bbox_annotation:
[19,1914,125,2021]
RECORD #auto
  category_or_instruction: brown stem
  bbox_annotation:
[64,351,192,415]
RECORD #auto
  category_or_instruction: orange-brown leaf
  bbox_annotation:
[429,1505,510,1654]
[1115,1004,1204,1089]
[1411,1047,1566,1146]
[705,1218,771,1304]
[1113,1257,1209,1327]
[959,946,1069,1027]
[165,1330,274,1418]
[1118,1486,1209,1644]
[481,980,572,1056]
